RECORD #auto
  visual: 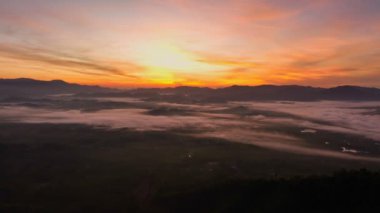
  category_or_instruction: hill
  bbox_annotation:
[0,78,115,98]
[2,78,380,102]
[111,85,380,102]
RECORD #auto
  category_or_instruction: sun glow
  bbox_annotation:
[132,40,229,72]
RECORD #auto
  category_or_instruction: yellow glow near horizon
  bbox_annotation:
[142,67,175,85]
[132,40,230,73]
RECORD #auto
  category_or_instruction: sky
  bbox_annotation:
[0,0,380,87]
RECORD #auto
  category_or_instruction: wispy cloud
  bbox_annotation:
[0,43,142,78]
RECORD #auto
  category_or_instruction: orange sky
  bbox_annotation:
[0,0,380,87]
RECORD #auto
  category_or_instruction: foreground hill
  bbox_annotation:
[1,123,379,212]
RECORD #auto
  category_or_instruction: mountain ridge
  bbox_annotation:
[1,78,380,102]
[0,78,116,98]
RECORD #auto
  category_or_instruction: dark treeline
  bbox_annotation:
[1,123,380,212]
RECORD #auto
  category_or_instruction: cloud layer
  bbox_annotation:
[1,98,380,162]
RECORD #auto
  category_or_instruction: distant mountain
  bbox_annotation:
[115,85,380,103]
[322,86,380,101]
[0,78,115,98]
[2,78,380,102]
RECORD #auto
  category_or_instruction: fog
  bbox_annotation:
[1,99,380,161]
[234,101,380,140]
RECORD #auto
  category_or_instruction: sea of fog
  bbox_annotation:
[1,99,380,162]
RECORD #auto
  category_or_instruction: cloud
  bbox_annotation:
[235,101,380,141]
[195,52,259,68]
[1,98,380,162]
[0,43,141,77]
[201,129,380,162]
[164,0,299,21]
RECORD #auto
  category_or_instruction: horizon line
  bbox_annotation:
[1,77,380,90]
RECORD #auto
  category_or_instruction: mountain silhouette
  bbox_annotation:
[1,78,380,101]
[123,85,380,102]
[0,78,114,98]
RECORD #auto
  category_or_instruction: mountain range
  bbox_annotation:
[0,78,114,98]
[1,78,380,102]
